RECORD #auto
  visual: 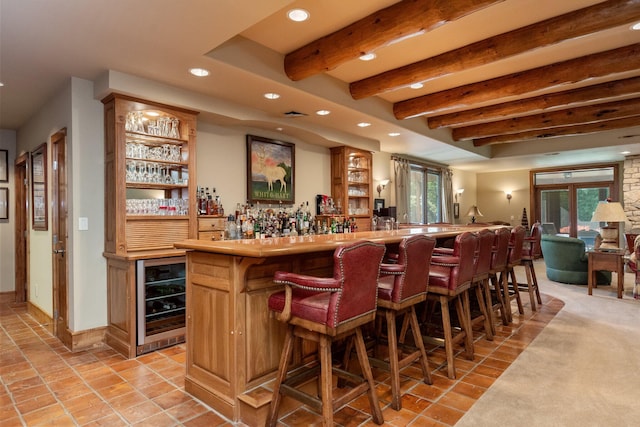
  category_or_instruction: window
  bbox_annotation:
[408,165,442,223]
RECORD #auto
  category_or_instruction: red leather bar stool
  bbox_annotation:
[486,227,511,335]
[469,229,495,341]
[427,231,477,379]
[372,234,436,410]
[266,240,386,427]
[501,225,526,322]
[518,222,543,311]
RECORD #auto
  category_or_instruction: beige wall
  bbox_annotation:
[0,130,16,293]
[477,169,531,226]
[196,122,332,211]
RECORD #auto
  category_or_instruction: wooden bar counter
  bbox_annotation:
[174,225,498,424]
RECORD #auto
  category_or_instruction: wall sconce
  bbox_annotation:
[376,179,390,197]
[455,188,464,202]
[505,191,512,203]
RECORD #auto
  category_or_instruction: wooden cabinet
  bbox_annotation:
[330,146,373,231]
[102,94,198,357]
[103,93,198,254]
[198,215,227,241]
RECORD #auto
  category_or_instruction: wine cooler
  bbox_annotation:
[136,256,186,355]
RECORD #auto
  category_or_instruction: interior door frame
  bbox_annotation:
[14,153,29,303]
[530,163,619,238]
[51,129,69,342]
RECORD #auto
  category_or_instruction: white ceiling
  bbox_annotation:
[1,0,639,172]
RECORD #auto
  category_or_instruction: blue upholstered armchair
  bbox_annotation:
[540,234,611,285]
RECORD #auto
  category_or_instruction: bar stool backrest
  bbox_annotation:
[508,226,526,266]
[450,232,478,290]
[331,241,386,328]
[473,229,495,277]
[491,227,511,271]
[391,235,436,303]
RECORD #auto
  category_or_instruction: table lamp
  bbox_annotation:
[467,205,483,223]
[590,200,628,250]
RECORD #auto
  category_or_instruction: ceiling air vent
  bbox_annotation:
[283,111,307,118]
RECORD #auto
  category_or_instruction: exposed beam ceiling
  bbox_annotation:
[280,0,640,151]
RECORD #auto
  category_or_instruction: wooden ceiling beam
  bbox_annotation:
[394,43,640,120]
[283,0,502,81]
[472,115,640,146]
[427,76,640,129]
[351,0,640,100]
[453,98,640,141]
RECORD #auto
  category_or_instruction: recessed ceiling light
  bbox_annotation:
[316,110,330,116]
[631,22,640,30]
[359,53,376,61]
[410,83,423,89]
[621,151,631,155]
[388,132,401,137]
[357,122,371,128]
[189,68,209,77]
[263,92,280,100]
[276,127,283,131]
[287,9,309,22]
[0,82,4,87]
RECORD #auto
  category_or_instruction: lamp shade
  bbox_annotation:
[590,201,628,223]
[466,205,483,218]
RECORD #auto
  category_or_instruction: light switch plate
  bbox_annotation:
[79,217,89,230]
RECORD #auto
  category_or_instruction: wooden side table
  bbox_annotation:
[587,249,625,298]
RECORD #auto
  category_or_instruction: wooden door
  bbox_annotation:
[14,153,29,302]
[51,129,68,340]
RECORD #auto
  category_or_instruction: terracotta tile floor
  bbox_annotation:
[1,273,563,426]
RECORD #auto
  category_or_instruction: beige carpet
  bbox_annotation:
[457,261,640,427]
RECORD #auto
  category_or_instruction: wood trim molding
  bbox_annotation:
[27,301,54,334]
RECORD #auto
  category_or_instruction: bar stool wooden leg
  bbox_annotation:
[319,335,333,427]
[499,270,513,323]
[385,309,402,410]
[408,306,432,386]
[524,261,537,312]
[267,325,295,427]
[354,327,384,424]
[529,261,542,305]
[474,280,494,340]
[457,291,474,360]
[439,295,456,379]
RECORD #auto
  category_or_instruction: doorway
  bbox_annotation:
[532,164,618,250]
[14,153,29,303]
[51,129,69,341]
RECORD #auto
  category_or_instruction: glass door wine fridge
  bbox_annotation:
[136,256,186,355]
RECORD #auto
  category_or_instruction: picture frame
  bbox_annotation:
[453,202,460,219]
[0,188,8,220]
[0,149,7,183]
[246,135,294,204]
[374,198,385,212]
[31,143,48,230]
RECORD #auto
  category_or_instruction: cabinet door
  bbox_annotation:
[346,152,371,218]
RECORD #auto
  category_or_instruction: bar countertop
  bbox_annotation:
[174,224,502,257]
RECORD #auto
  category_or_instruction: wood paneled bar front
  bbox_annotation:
[174,225,502,425]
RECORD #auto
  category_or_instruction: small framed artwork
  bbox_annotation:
[0,149,8,183]
[453,202,460,219]
[247,135,295,204]
[31,143,48,230]
[374,198,385,212]
[0,188,8,220]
